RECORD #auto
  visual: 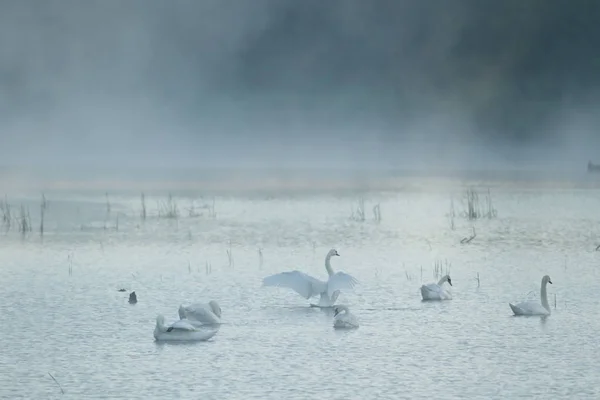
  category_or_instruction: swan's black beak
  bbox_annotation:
[333,309,339,317]
[549,279,553,284]
[448,279,453,286]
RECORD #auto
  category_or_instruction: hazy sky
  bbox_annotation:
[1,0,599,172]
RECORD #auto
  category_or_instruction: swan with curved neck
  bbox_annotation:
[262,248,358,307]
[324,250,336,276]
[509,275,553,316]
[420,274,453,301]
[178,300,222,325]
[333,305,359,329]
[153,314,219,342]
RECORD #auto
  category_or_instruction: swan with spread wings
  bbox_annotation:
[262,249,358,307]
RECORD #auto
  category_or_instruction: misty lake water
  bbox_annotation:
[1,176,600,399]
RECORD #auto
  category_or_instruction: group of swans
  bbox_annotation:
[420,272,554,317]
[153,248,553,341]
[262,248,360,328]
[154,300,222,342]
[262,247,554,318]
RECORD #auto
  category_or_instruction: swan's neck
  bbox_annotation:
[156,319,166,333]
[540,280,550,312]
[325,255,334,276]
[437,276,447,286]
[211,304,221,318]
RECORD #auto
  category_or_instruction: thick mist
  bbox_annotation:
[1,0,599,177]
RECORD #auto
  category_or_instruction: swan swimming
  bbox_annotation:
[509,275,553,316]
[154,315,218,342]
[420,275,453,301]
[262,248,358,307]
[178,301,222,325]
[333,305,359,329]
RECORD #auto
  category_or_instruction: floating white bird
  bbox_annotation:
[333,305,359,329]
[420,275,453,301]
[262,248,358,307]
[178,301,222,325]
[509,275,553,316]
[153,315,218,342]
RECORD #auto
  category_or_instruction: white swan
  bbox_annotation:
[420,275,453,301]
[509,275,553,316]
[262,248,358,307]
[153,315,218,342]
[178,301,221,325]
[333,305,359,329]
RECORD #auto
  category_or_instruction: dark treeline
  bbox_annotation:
[233,0,600,141]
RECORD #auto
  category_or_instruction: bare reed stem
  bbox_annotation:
[158,193,179,219]
[372,203,381,222]
[461,226,477,244]
[140,192,147,220]
[48,372,64,394]
[40,193,48,237]
[350,197,366,221]
[0,195,11,231]
[227,240,234,268]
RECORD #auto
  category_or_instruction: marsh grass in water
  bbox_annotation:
[1,181,599,399]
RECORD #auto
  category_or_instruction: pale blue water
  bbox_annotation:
[1,182,599,399]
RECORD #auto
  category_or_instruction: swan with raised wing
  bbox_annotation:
[178,300,221,326]
[333,305,359,329]
[153,315,219,342]
[509,275,553,316]
[420,275,453,301]
[262,248,358,307]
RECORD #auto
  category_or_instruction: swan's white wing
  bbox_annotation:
[181,304,220,324]
[169,319,196,331]
[326,271,358,298]
[422,283,442,293]
[262,271,326,299]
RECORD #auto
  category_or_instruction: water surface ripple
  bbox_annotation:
[1,186,599,399]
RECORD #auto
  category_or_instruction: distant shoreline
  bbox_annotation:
[1,166,599,194]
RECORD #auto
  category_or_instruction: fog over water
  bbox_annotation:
[3,4,600,398]
[1,0,599,181]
